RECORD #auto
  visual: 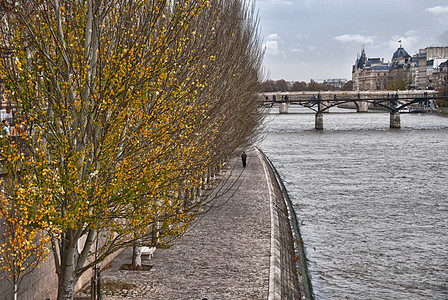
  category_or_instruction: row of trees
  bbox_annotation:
[0,0,264,299]
[260,79,354,92]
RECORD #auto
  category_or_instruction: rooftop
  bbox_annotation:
[392,46,410,60]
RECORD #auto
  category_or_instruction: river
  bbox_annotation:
[258,107,448,300]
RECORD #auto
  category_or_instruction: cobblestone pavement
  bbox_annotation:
[88,148,273,299]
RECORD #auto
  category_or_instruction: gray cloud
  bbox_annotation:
[438,31,448,44]
[333,34,376,45]
[425,6,448,15]
[388,31,420,50]
[264,40,280,55]
[263,34,282,55]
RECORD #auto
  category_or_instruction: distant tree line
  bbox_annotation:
[260,79,353,92]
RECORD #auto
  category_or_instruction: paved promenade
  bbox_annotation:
[84,147,300,299]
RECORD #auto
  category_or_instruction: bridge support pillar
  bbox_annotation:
[390,112,401,128]
[278,103,289,114]
[315,113,323,130]
[357,101,369,112]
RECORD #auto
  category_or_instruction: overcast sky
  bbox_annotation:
[256,0,448,82]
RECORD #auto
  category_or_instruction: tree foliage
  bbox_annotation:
[0,0,264,298]
[0,137,52,300]
[386,77,412,91]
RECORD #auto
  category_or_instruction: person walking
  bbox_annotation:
[241,151,247,168]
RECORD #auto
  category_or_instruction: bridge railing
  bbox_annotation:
[261,90,440,102]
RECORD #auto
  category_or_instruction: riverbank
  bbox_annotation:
[75,147,303,299]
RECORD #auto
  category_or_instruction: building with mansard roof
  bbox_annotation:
[392,46,411,64]
[352,45,448,91]
[352,48,390,90]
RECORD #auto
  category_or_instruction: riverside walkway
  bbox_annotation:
[90,147,300,299]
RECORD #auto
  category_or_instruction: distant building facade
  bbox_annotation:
[416,47,448,90]
[352,45,448,91]
[321,78,348,89]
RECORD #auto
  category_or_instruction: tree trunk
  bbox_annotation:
[207,167,211,184]
[57,271,78,300]
[131,243,143,270]
[56,230,80,300]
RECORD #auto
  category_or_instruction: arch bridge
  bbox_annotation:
[261,90,448,129]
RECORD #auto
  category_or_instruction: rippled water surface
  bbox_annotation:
[259,107,448,300]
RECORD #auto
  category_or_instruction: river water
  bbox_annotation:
[258,107,448,300]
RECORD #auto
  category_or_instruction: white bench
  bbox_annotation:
[141,246,156,260]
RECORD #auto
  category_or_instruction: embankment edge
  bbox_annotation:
[255,146,314,300]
